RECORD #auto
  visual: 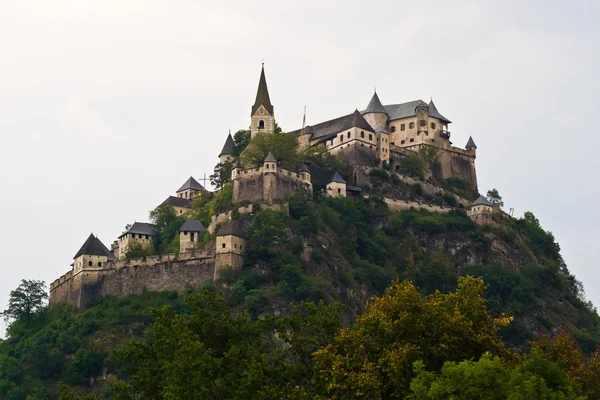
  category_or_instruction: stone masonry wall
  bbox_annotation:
[50,254,215,309]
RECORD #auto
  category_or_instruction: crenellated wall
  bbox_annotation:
[50,251,215,309]
[232,165,312,204]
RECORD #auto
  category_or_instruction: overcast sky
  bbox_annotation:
[1,0,599,328]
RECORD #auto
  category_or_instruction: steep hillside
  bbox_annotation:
[1,187,599,398]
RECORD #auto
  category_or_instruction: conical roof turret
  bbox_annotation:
[364,91,387,115]
[219,133,236,157]
[466,136,477,149]
[252,64,273,115]
[428,98,451,123]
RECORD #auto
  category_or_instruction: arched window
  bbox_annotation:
[258,120,265,130]
[431,122,436,129]
[390,126,397,133]
[409,122,415,129]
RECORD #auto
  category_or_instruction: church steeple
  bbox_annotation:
[250,64,275,138]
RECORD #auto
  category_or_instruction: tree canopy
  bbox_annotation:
[1,279,48,322]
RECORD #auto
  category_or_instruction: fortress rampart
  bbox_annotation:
[50,250,215,308]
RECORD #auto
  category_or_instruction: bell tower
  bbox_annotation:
[250,64,275,139]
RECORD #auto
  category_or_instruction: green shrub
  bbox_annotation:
[443,192,457,207]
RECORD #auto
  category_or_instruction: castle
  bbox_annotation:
[50,65,484,308]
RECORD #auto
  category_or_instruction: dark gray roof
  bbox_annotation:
[330,171,346,184]
[363,99,451,124]
[364,92,388,115]
[264,152,277,163]
[428,99,451,123]
[180,220,205,233]
[251,65,273,115]
[219,133,236,157]
[74,234,113,259]
[466,136,477,149]
[471,195,493,207]
[346,185,362,192]
[161,196,192,208]
[290,109,373,144]
[119,222,154,238]
[216,220,245,238]
[374,126,388,133]
[297,163,310,173]
[177,177,205,193]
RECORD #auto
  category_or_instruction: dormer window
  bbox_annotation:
[258,120,265,130]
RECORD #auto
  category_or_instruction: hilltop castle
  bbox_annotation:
[50,65,482,308]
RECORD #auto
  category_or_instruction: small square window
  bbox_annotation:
[338,188,341,194]
[410,138,414,143]
[401,124,406,131]
[98,262,102,267]
[88,261,92,267]
[401,140,405,144]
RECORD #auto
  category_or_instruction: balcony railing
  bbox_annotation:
[440,130,451,139]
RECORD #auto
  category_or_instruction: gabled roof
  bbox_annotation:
[297,163,310,173]
[264,152,277,163]
[466,136,477,149]
[219,133,236,157]
[251,64,273,115]
[471,195,493,207]
[161,196,192,208]
[74,234,113,259]
[177,177,205,193]
[180,220,205,233]
[290,110,373,144]
[364,92,388,115]
[119,222,154,238]
[374,126,388,133]
[428,99,451,123]
[329,171,346,184]
[216,220,245,238]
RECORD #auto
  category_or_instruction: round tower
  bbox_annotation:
[362,91,388,131]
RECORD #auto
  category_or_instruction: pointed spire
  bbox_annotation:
[264,152,277,163]
[428,98,439,113]
[428,98,451,123]
[466,136,477,149]
[252,64,273,115]
[219,133,236,156]
[364,91,387,115]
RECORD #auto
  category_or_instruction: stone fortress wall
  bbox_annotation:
[50,250,215,309]
[232,164,312,204]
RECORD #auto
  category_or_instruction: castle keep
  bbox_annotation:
[50,65,483,308]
